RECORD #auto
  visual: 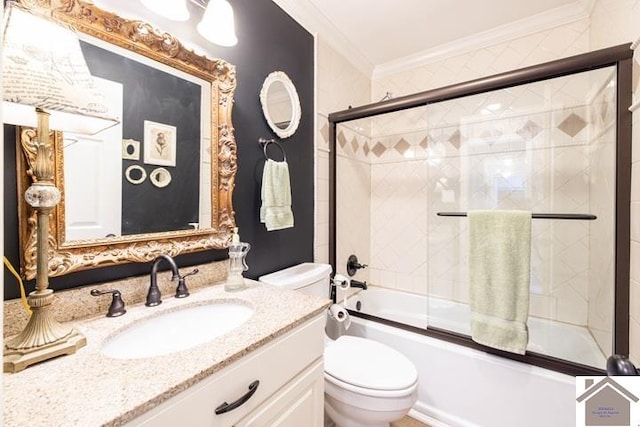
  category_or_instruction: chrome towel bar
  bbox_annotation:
[258,138,287,162]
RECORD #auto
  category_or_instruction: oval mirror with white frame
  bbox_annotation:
[259,71,301,138]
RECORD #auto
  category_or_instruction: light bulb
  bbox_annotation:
[197,0,238,47]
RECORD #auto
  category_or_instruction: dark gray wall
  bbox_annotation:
[3,0,315,299]
[81,41,202,235]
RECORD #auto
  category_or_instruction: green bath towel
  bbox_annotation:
[468,210,531,355]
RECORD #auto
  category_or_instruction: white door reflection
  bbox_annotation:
[64,77,123,240]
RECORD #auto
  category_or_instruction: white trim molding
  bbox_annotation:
[271,0,374,76]
[373,2,589,79]
[272,0,591,79]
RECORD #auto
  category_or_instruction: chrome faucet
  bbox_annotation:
[147,254,179,306]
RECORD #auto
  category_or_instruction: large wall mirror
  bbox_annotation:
[14,0,237,280]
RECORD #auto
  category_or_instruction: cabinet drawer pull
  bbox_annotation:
[215,380,260,415]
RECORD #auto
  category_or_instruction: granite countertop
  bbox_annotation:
[3,280,330,427]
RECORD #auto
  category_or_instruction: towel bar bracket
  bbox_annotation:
[258,138,287,162]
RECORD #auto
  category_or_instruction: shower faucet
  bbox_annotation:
[346,254,368,277]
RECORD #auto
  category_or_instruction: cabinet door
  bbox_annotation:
[125,316,324,427]
[236,359,324,427]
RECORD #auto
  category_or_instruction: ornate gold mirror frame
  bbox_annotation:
[15,0,237,280]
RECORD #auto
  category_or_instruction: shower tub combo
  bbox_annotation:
[345,288,577,427]
[329,46,633,427]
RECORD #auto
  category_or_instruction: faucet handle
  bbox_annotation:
[346,254,368,277]
[90,289,126,317]
[175,268,199,298]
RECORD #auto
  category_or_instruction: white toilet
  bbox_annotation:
[259,263,418,427]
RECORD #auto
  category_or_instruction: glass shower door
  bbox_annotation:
[335,64,618,370]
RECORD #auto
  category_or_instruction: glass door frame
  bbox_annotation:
[328,44,633,376]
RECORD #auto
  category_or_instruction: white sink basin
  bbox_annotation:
[101,302,254,359]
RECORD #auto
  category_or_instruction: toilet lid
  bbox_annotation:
[324,336,417,391]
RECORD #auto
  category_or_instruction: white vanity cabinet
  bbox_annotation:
[235,360,323,426]
[127,314,325,427]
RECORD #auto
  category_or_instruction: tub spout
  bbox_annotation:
[350,279,367,290]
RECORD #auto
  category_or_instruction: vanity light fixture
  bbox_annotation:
[1,2,120,372]
[141,0,238,47]
[196,0,238,47]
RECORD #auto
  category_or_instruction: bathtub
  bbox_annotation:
[344,288,579,427]
[346,287,606,368]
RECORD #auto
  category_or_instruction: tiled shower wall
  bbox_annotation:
[588,75,618,355]
[315,38,371,268]
[370,18,590,104]
[336,68,616,345]
[333,121,372,286]
[366,0,639,363]
[315,0,640,362]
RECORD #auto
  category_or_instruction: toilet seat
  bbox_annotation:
[324,336,418,397]
[259,263,418,426]
[324,372,418,398]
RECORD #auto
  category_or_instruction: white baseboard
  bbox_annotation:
[408,408,451,427]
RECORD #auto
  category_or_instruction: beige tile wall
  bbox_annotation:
[365,16,596,330]
[333,122,372,283]
[371,18,590,102]
[314,0,640,363]
[315,38,371,265]
[588,78,618,355]
[588,0,640,366]
[367,0,634,359]
[360,82,615,331]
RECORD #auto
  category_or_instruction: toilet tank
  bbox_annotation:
[259,263,332,299]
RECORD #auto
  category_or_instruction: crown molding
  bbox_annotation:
[372,2,590,79]
[271,0,374,77]
[271,1,592,80]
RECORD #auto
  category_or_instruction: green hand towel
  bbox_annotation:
[260,159,294,231]
[468,210,531,355]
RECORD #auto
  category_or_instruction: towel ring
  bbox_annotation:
[259,138,287,162]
